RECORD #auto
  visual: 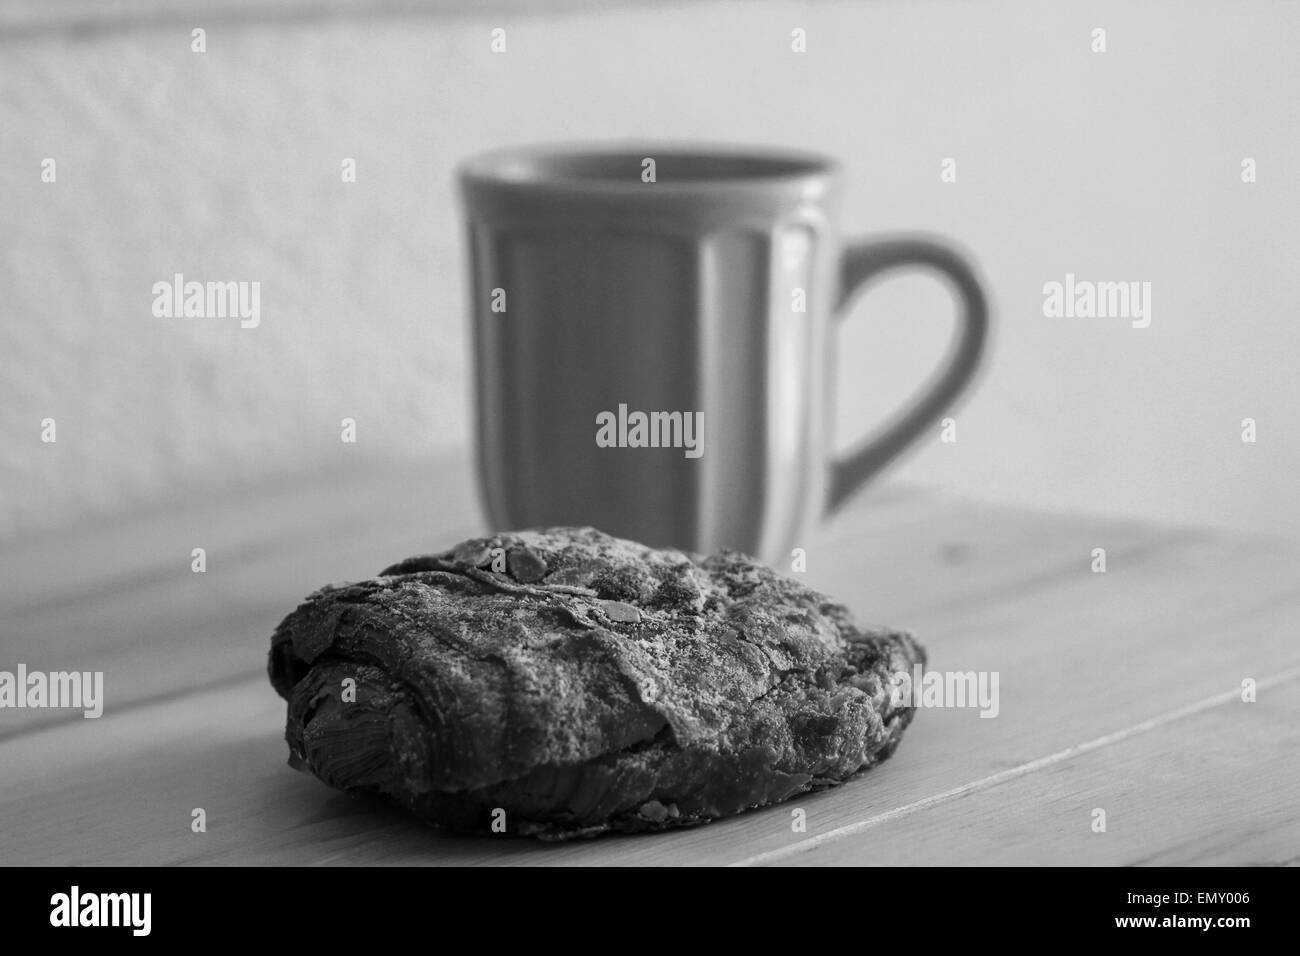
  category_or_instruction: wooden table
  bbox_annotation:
[3,454,1297,866]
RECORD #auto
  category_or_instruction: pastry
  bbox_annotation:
[268,527,925,839]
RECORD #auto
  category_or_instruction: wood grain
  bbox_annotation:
[0,456,481,738]
[1,458,1297,865]
[764,676,1300,867]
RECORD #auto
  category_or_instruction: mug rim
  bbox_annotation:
[458,141,841,197]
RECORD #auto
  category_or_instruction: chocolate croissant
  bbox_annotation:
[268,527,925,839]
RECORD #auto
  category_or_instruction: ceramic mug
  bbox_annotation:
[458,143,988,564]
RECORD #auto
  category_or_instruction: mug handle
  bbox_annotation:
[826,236,990,513]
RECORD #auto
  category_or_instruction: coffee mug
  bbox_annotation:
[457,143,988,565]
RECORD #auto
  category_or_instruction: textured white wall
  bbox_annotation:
[2,0,1297,542]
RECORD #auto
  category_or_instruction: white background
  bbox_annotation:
[2,0,1296,542]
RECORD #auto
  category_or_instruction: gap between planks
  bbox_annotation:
[729,665,1300,867]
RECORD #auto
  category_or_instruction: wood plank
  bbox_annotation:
[0,458,483,737]
[0,677,541,866]
[0,464,933,738]
[4,458,1298,864]
[754,671,1300,866]
[0,456,475,617]
[0,452,1211,737]
[2,521,1297,864]
[673,530,1300,868]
